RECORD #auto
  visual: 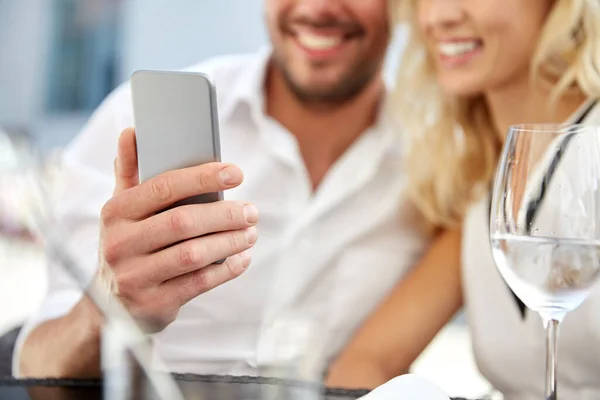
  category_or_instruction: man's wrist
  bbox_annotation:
[71,295,104,340]
[56,296,104,377]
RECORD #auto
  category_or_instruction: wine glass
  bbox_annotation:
[490,123,600,399]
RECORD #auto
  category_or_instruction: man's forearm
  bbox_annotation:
[19,297,103,378]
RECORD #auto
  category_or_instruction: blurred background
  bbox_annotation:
[1,0,270,150]
[0,0,489,397]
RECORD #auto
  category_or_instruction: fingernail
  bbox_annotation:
[243,204,259,224]
[245,226,258,245]
[219,166,242,185]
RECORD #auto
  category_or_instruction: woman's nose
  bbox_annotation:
[420,0,465,29]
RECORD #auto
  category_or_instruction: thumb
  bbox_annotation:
[113,128,139,194]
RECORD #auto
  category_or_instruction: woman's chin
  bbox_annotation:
[437,76,486,98]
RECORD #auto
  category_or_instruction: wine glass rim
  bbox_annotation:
[509,122,599,134]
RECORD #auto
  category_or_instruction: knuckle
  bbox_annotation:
[196,170,213,190]
[169,208,194,234]
[178,242,203,267]
[114,272,137,300]
[150,175,173,202]
[101,235,123,265]
[100,200,117,225]
[191,270,210,291]
[225,258,239,280]
[224,205,237,223]
[226,231,240,250]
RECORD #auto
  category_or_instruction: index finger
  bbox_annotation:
[110,162,243,220]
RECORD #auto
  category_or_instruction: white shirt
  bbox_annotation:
[463,102,600,400]
[14,48,429,376]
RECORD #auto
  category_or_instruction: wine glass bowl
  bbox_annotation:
[490,123,600,320]
[491,233,600,319]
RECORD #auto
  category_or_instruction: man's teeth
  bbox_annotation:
[438,41,479,57]
[297,33,343,51]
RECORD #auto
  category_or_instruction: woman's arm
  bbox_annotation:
[326,227,463,389]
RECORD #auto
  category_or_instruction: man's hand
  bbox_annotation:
[97,128,258,332]
[18,127,259,378]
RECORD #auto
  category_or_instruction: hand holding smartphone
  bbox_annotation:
[92,71,258,333]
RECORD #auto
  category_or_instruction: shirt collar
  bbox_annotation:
[218,46,272,124]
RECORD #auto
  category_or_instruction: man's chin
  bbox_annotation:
[287,82,354,104]
[274,59,375,105]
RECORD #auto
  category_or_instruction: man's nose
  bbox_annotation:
[294,0,345,21]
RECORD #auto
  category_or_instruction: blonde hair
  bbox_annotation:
[390,0,600,231]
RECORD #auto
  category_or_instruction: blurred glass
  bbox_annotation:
[257,311,328,399]
[0,129,47,340]
[255,231,345,400]
[0,130,186,399]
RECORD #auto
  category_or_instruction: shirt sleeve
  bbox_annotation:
[12,83,134,377]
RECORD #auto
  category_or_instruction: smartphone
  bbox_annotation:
[130,70,223,209]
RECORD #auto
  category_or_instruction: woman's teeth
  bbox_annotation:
[297,33,343,51]
[438,41,480,57]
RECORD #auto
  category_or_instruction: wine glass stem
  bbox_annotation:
[544,318,560,400]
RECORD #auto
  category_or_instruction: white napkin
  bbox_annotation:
[358,374,450,400]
